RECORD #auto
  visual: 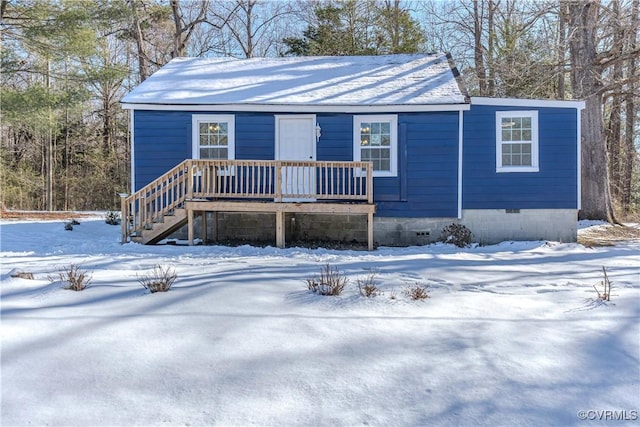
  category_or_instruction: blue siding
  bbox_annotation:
[462,105,578,209]
[133,110,461,218]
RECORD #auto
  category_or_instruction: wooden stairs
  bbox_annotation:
[129,208,188,245]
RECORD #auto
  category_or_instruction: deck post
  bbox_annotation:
[275,161,282,202]
[275,210,285,248]
[187,208,194,245]
[119,193,128,244]
[367,212,374,251]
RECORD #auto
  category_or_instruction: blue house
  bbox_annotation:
[120,54,584,248]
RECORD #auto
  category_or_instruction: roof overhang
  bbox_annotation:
[120,102,471,113]
[472,97,585,109]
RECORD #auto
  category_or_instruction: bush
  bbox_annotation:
[306,263,348,296]
[404,283,430,300]
[56,264,92,291]
[105,210,121,225]
[64,221,74,231]
[441,223,473,247]
[357,272,380,298]
[138,265,177,293]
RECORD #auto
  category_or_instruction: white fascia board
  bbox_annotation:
[471,97,585,110]
[120,102,470,113]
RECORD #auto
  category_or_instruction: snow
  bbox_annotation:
[121,54,467,107]
[1,215,639,426]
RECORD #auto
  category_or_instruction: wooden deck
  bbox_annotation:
[121,159,376,250]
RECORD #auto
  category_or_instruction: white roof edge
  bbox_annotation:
[120,103,471,113]
[471,96,585,109]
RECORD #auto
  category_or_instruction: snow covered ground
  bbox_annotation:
[1,215,638,426]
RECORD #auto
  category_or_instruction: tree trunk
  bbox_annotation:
[130,0,150,82]
[568,0,616,221]
[621,0,638,213]
[473,0,487,95]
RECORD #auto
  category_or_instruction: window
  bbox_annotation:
[353,115,398,177]
[192,114,235,160]
[496,111,538,172]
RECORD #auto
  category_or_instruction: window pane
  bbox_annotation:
[522,117,531,128]
[200,123,208,134]
[380,148,390,160]
[381,135,390,146]
[210,135,219,146]
[522,144,531,154]
[512,130,522,141]
[371,122,380,134]
[502,154,511,166]
[502,118,513,128]
[522,129,531,140]
[522,154,531,166]
[361,137,369,146]
[219,135,228,146]
[502,130,511,141]
[200,135,209,146]
[503,144,512,155]
[512,144,522,155]
[219,122,228,133]
[360,123,370,135]
[380,122,390,134]
[512,155,522,166]
[371,134,381,146]
[380,159,390,171]
[361,149,371,160]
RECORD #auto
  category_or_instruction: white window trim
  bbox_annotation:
[496,110,539,173]
[191,114,235,160]
[353,114,398,178]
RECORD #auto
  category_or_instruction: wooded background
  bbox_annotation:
[1,0,638,221]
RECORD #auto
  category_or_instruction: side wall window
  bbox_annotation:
[496,111,538,173]
[353,115,398,177]
[192,114,235,160]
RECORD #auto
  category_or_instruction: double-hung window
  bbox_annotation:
[192,114,235,160]
[496,111,538,172]
[353,115,398,177]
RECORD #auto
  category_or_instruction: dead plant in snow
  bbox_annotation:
[56,264,92,291]
[306,263,348,296]
[138,265,177,293]
[404,282,430,300]
[593,266,612,301]
[357,272,380,298]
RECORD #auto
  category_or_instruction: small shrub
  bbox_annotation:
[138,265,177,293]
[105,210,121,225]
[357,272,380,298]
[388,288,397,300]
[306,263,348,296]
[441,223,473,248]
[64,221,74,231]
[56,264,92,291]
[70,219,80,225]
[593,266,612,301]
[405,282,430,300]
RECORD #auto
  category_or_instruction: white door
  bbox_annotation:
[275,115,316,201]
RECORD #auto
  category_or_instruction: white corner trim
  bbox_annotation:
[130,109,135,193]
[120,102,470,113]
[577,109,582,210]
[458,110,463,219]
[472,97,585,110]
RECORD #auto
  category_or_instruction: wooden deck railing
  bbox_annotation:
[121,159,373,241]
